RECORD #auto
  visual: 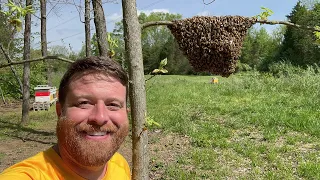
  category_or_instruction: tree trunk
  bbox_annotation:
[0,86,6,104]
[40,0,51,86]
[21,0,32,126]
[85,0,91,57]
[92,0,109,57]
[122,0,148,179]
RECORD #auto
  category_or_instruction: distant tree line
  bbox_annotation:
[1,1,320,99]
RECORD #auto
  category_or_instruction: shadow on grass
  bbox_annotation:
[0,119,56,145]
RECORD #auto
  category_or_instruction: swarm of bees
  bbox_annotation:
[168,16,257,77]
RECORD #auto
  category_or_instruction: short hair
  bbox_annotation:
[58,56,128,108]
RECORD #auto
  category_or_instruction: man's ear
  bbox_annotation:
[56,102,62,117]
[126,107,131,113]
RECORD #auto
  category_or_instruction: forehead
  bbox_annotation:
[68,73,125,91]
[70,72,116,84]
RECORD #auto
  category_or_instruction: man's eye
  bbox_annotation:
[76,101,92,108]
[107,103,121,110]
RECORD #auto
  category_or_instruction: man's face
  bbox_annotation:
[56,73,129,167]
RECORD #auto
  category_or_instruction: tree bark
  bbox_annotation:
[21,0,32,126]
[122,0,148,179]
[0,86,6,104]
[40,0,51,86]
[92,0,109,57]
[85,0,91,57]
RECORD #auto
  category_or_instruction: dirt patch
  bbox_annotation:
[0,126,191,179]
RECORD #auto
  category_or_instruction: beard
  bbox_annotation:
[56,116,129,167]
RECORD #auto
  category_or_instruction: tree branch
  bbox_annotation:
[0,43,23,94]
[141,21,173,30]
[0,56,74,68]
[141,18,320,32]
[256,19,320,32]
[203,0,215,5]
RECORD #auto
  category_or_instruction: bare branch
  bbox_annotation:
[141,18,320,32]
[0,56,74,68]
[141,21,173,30]
[0,43,23,94]
[256,19,320,32]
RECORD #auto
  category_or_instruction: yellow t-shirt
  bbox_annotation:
[0,147,131,180]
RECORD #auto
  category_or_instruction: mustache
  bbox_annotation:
[58,116,118,133]
[77,123,118,133]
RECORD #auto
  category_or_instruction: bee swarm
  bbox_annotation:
[168,16,257,77]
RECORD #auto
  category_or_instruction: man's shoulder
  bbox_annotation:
[0,148,60,179]
[105,152,131,179]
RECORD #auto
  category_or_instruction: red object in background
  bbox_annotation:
[35,91,50,96]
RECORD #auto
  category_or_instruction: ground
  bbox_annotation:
[0,103,190,179]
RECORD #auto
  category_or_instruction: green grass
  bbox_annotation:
[1,71,320,179]
[146,72,320,179]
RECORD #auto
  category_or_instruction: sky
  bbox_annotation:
[31,0,300,53]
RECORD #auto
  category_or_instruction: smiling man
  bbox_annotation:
[0,56,131,180]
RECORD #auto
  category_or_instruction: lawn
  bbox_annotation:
[1,71,320,179]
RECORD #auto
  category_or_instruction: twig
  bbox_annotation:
[203,0,215,5]
[0,56,74,68]
[145,74,156,82]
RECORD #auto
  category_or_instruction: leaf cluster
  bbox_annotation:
[255,7,274,21]
[0,0,35,31]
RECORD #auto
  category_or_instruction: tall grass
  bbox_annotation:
[147,71,320,136]
[146,69,320,179]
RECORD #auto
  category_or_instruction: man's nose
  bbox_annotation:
[88,101,109,125]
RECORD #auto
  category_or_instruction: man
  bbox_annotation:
[0,56,131,179]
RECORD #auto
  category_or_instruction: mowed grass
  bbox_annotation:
[1,71,319,179]
[146,72,320,179]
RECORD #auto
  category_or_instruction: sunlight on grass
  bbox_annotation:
[146,72,320,179]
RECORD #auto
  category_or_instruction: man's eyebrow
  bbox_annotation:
[70,94,124,103]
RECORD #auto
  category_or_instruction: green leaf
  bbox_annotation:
[146,116,161,127]
[160,58,167,67]
[152,69,160,74]
[159,69,168,74]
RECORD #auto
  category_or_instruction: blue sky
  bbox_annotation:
[32,0,299,53]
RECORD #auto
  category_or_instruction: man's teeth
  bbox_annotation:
[87,131,107,136]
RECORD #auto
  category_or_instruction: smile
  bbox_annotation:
[86,131,108,136]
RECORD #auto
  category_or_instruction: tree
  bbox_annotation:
[84,0,91,57]
[112,12,193,75]
[122,0,148,179]
[240,27,281,70]
[21,0,33,125]
[92,0,109,57]
[278,1,320,67]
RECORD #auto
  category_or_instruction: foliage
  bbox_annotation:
[111,12,193,75]
[276,1,320,67]
[152,58,168,74]
[255,7,274,21]
[239,26,282,71]
[0,0,35,31]
[107,33,118,58]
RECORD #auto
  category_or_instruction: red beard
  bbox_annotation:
[56,116,129,167]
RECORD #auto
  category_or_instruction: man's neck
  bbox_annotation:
[52,145,107,180]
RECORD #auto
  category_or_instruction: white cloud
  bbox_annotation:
[138,9,170,16]
[197,11,211,16]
